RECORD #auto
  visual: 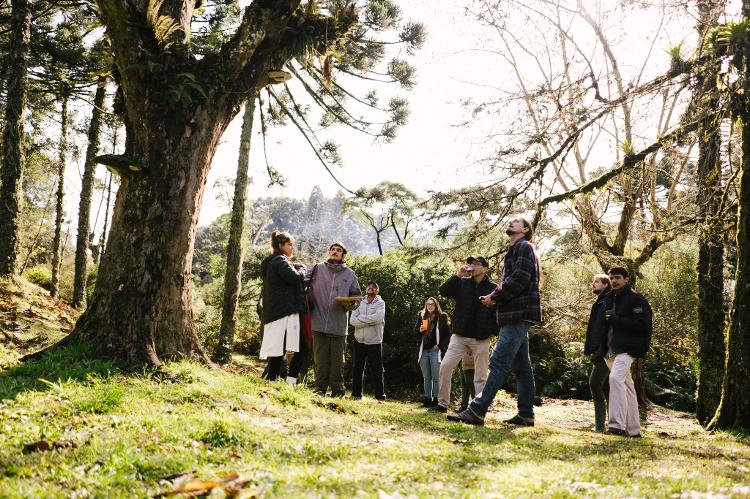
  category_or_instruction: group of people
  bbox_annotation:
[258,215,652,437]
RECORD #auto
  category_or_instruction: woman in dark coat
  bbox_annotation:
[415,297,451,407]
[260,230,309,382]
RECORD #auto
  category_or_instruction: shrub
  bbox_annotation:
[24,266,52,291]
[346,249,455,396]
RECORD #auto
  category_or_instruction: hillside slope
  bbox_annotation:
[0,277,77,366]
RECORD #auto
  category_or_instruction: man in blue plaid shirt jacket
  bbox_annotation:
[448,216,542,426]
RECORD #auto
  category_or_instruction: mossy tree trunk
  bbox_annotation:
[64,0,356,367]
[695,0,726,426]
[72,77,107,308]
[50,94,69,299]
[214,97,256,364]
[708,3,750,431]
[0,0,31,277]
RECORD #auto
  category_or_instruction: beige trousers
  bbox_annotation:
[606,353,640,436]
[438,335,491,408]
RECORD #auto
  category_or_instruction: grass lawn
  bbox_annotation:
[0,344,748,498]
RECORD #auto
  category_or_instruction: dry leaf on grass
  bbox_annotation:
[23,439,76,453]
[155,471,246,497]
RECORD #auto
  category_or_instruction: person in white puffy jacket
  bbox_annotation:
[350,281,386,400]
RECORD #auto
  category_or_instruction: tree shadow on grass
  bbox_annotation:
[0,340,119,402]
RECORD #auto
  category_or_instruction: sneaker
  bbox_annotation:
[421,397,432,408]
[431,397,439,407]
[456,404,468,413]
[606,427,628,437]
[330,390,345,398]
[375,395,386,401]
[447,408,484,426]
[504,414,535,427]
[429,404,448,413]
[350,394,362,400]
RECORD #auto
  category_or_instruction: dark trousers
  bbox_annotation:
[351,341,385,398]
[265,329,310,381]
[589,356,609,403]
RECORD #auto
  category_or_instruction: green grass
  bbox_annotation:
[0,350,748,498]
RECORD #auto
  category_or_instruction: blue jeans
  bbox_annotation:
[470,322,535,419]
[419,348,440,398]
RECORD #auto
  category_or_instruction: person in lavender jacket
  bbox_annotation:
[448,216,542,426]
[306,242,361,397]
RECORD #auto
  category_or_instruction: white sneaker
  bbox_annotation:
[285,376,297,386]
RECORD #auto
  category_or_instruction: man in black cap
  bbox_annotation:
[431,256,497,412]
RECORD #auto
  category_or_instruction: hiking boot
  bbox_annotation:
[447,407,484,426]
[594,400,607,433]
[504,414,535,427]
[606,427,628,437]
[429,404,447,413]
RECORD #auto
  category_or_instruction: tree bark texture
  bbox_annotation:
[709,5,750,429]
[695,31,726,424]
[50,95,69,299]
[64,0,355,366]
[73,77,107,308]
[0,0,32,276]
[214,98,256,364]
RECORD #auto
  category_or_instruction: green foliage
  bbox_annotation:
[533,238,700,409]
[164,72,206,110]
[73,382,126,414]
[197,418,244,448]
[23,266,52,291]
[346,249,454,395]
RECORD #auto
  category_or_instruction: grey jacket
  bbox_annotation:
[351,295,386,345]
[307,262,361,336]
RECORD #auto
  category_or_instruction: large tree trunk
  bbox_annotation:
[71,105,235,366]
[50,95,69,298]
[42,0,356,368]
[72,77,107,308]
[0,0,31,277]
[694,3,725,423]
[214,97,256,364]
[708,11,750,429]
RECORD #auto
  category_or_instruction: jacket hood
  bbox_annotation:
[260,252,284,279]
[325,261,349,272]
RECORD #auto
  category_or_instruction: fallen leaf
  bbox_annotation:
[23,439,76,453]
[157,472,240,497]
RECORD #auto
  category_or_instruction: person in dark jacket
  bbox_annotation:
[449,216,542,426]
[414,297,451,407]
[431,256,497,413]
[585,274,611,432]
[259,230,308,382]
[602,267,652,437]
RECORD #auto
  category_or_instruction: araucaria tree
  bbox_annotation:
[65,0,360,367]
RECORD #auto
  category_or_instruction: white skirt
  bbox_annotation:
[259,313,300,359]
